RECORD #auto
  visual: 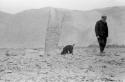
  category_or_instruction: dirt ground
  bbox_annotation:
[0,48,124,82]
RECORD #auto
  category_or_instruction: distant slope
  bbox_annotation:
[0,8,49,48]
[0,6,125,48]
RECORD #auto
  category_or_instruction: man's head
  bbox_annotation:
[101,15,107,22]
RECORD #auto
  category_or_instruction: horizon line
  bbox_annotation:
[0,5,124,14]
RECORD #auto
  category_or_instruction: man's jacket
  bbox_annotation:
[95,20,108,38]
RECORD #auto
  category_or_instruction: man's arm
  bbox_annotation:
[105,23,108,37]
[95,21,100,38]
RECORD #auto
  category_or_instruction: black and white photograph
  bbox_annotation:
[0,0,125,82]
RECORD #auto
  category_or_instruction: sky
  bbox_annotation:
[0,0,125,14]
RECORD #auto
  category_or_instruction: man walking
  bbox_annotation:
[95,16,108,54]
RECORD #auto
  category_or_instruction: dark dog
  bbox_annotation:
[61,44,75,55]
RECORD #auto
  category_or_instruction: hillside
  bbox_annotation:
[0,6,125,48]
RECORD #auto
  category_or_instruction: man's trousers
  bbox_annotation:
[97,37,107,52]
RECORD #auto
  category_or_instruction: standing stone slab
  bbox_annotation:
[45,8,64,55]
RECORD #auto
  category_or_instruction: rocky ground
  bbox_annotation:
[0,48,124,82]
